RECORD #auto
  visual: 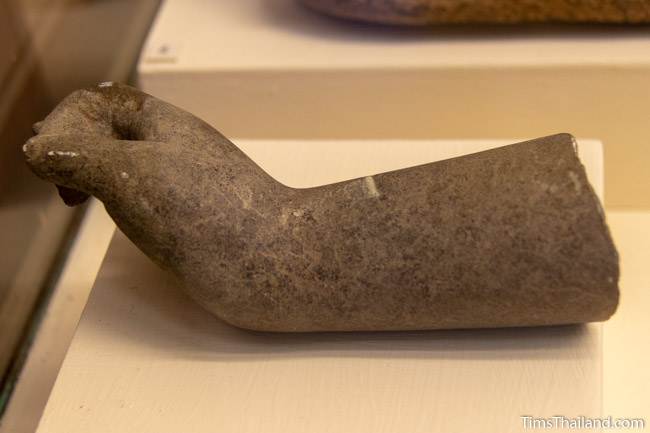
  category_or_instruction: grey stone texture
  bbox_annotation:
[23,84,619,332]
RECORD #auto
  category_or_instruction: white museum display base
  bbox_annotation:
[37,139,604,433]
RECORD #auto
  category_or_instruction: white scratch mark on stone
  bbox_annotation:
[570,135,578,155]
[568,171,582,193]
[292,209,304,217]
[98,81,113,88]
[262,291,279,305]
[279,209,289,227]
[234,188,253,209]
[364,176,380,198]
[233,189,264,217]
[47,150,78,157]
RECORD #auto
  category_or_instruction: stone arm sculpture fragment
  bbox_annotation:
[23,84,619,332]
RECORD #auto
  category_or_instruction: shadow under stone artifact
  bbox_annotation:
[300,0,650,25]
[23,84,619,332]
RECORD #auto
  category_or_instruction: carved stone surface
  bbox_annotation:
[23,84,619,332]
[300,0,650,25]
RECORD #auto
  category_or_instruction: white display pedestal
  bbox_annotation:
[136,0,650,209]
[37,139,604,433]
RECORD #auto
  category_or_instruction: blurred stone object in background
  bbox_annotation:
[300,0,650,25]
